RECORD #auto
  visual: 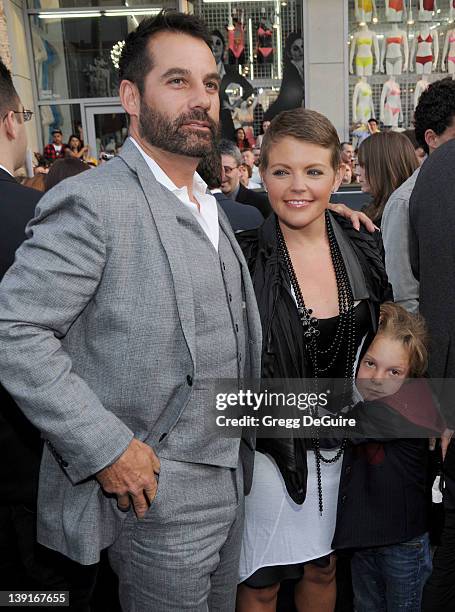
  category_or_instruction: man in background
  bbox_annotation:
[197,151,263,231]
[381,77,455,313]
[241,148,262,189]
[43,128,67,163]
[219,139,271,218]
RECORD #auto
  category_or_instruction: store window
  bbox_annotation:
[193,0,304,144]
[30,9,175,101]
[348,0,455,145]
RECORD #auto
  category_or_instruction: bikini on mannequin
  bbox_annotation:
[228,16,246,65]
[414,75,430,109]
[256,13,274,64]
[380,75,403,127]
[381,23,409,75]
[349,24,380,77]
[442,28,455,77]
[419,0,437,21]
[410,24,439,75]
[352,76,376,123]
[355,0,377,23]
[385,0,407,22]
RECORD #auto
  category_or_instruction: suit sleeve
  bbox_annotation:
[0,184,134,484]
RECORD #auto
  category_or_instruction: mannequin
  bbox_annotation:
[355,0,377,23]
[380,76,403,127]
[352,77,375,123]
[381,24,409,75]
[442,27,455,77]
[385,0,406,22]
[414,75,430,108]
[410,24,439,75]
[210,29,253,141]
[419,0,436,21]
[350,24,380,77]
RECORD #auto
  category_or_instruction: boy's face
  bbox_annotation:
[356,335,410,401]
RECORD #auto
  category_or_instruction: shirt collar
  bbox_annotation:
[0,164,14,177]
[129,136,209,199]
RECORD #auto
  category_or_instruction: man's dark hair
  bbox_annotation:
[368,117,377,124]
[340,141,351,150]
[196,150,222,190]
[0,58,19,118]
[45,158,90,192]
[414,77,455,154]
[119,10,212,96]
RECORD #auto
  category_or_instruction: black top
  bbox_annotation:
[0,168,42,505]
[238,212,389,504]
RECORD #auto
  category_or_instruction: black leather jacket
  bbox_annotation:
[238,212,390,504]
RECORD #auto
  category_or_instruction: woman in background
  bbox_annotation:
[65,134,89,161]
[356,131,418,226]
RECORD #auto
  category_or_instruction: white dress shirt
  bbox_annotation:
[130,137,219,250]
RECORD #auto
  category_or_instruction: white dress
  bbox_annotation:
[239,448,341,582]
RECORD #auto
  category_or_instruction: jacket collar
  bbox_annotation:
[257,211,369,302]
[0,167,17,183]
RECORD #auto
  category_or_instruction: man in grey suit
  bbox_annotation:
[0,11,261,611]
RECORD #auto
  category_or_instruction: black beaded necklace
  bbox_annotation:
[276,211,357,514]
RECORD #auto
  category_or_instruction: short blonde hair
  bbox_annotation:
[377,302,428,378]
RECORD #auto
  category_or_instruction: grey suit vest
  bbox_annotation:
[159,215,247,468]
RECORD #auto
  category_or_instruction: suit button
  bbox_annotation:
[235,323,239,333]
[341,495,347,504]
[229,293,232,302]
[345,466,351,475]
[159,433,167,442]
[186,375,193,386]
[61,460,69,468]
[222,262,226,271]
[238,353,242,362]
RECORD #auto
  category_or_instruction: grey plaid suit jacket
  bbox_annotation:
[0,138,262,564]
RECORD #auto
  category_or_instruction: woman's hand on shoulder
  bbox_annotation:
[328,203,379,233]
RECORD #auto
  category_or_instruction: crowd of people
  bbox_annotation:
[1,9,455,612]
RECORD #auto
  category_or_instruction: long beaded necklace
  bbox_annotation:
[276,211,357,514]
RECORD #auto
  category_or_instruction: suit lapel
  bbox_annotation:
[118,139,196,368]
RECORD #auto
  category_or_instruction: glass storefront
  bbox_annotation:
[348,0,455,142]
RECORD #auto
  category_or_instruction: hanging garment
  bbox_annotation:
[389,0,404,10]
[257,23,274,64]
[423,0,435,10]
[228,20,246,65]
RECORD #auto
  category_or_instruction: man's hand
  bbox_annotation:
[441,428,454,461]
[328,202,379,233]
[96,438,160,518]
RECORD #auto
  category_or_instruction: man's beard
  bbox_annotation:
[138,101,219,158]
